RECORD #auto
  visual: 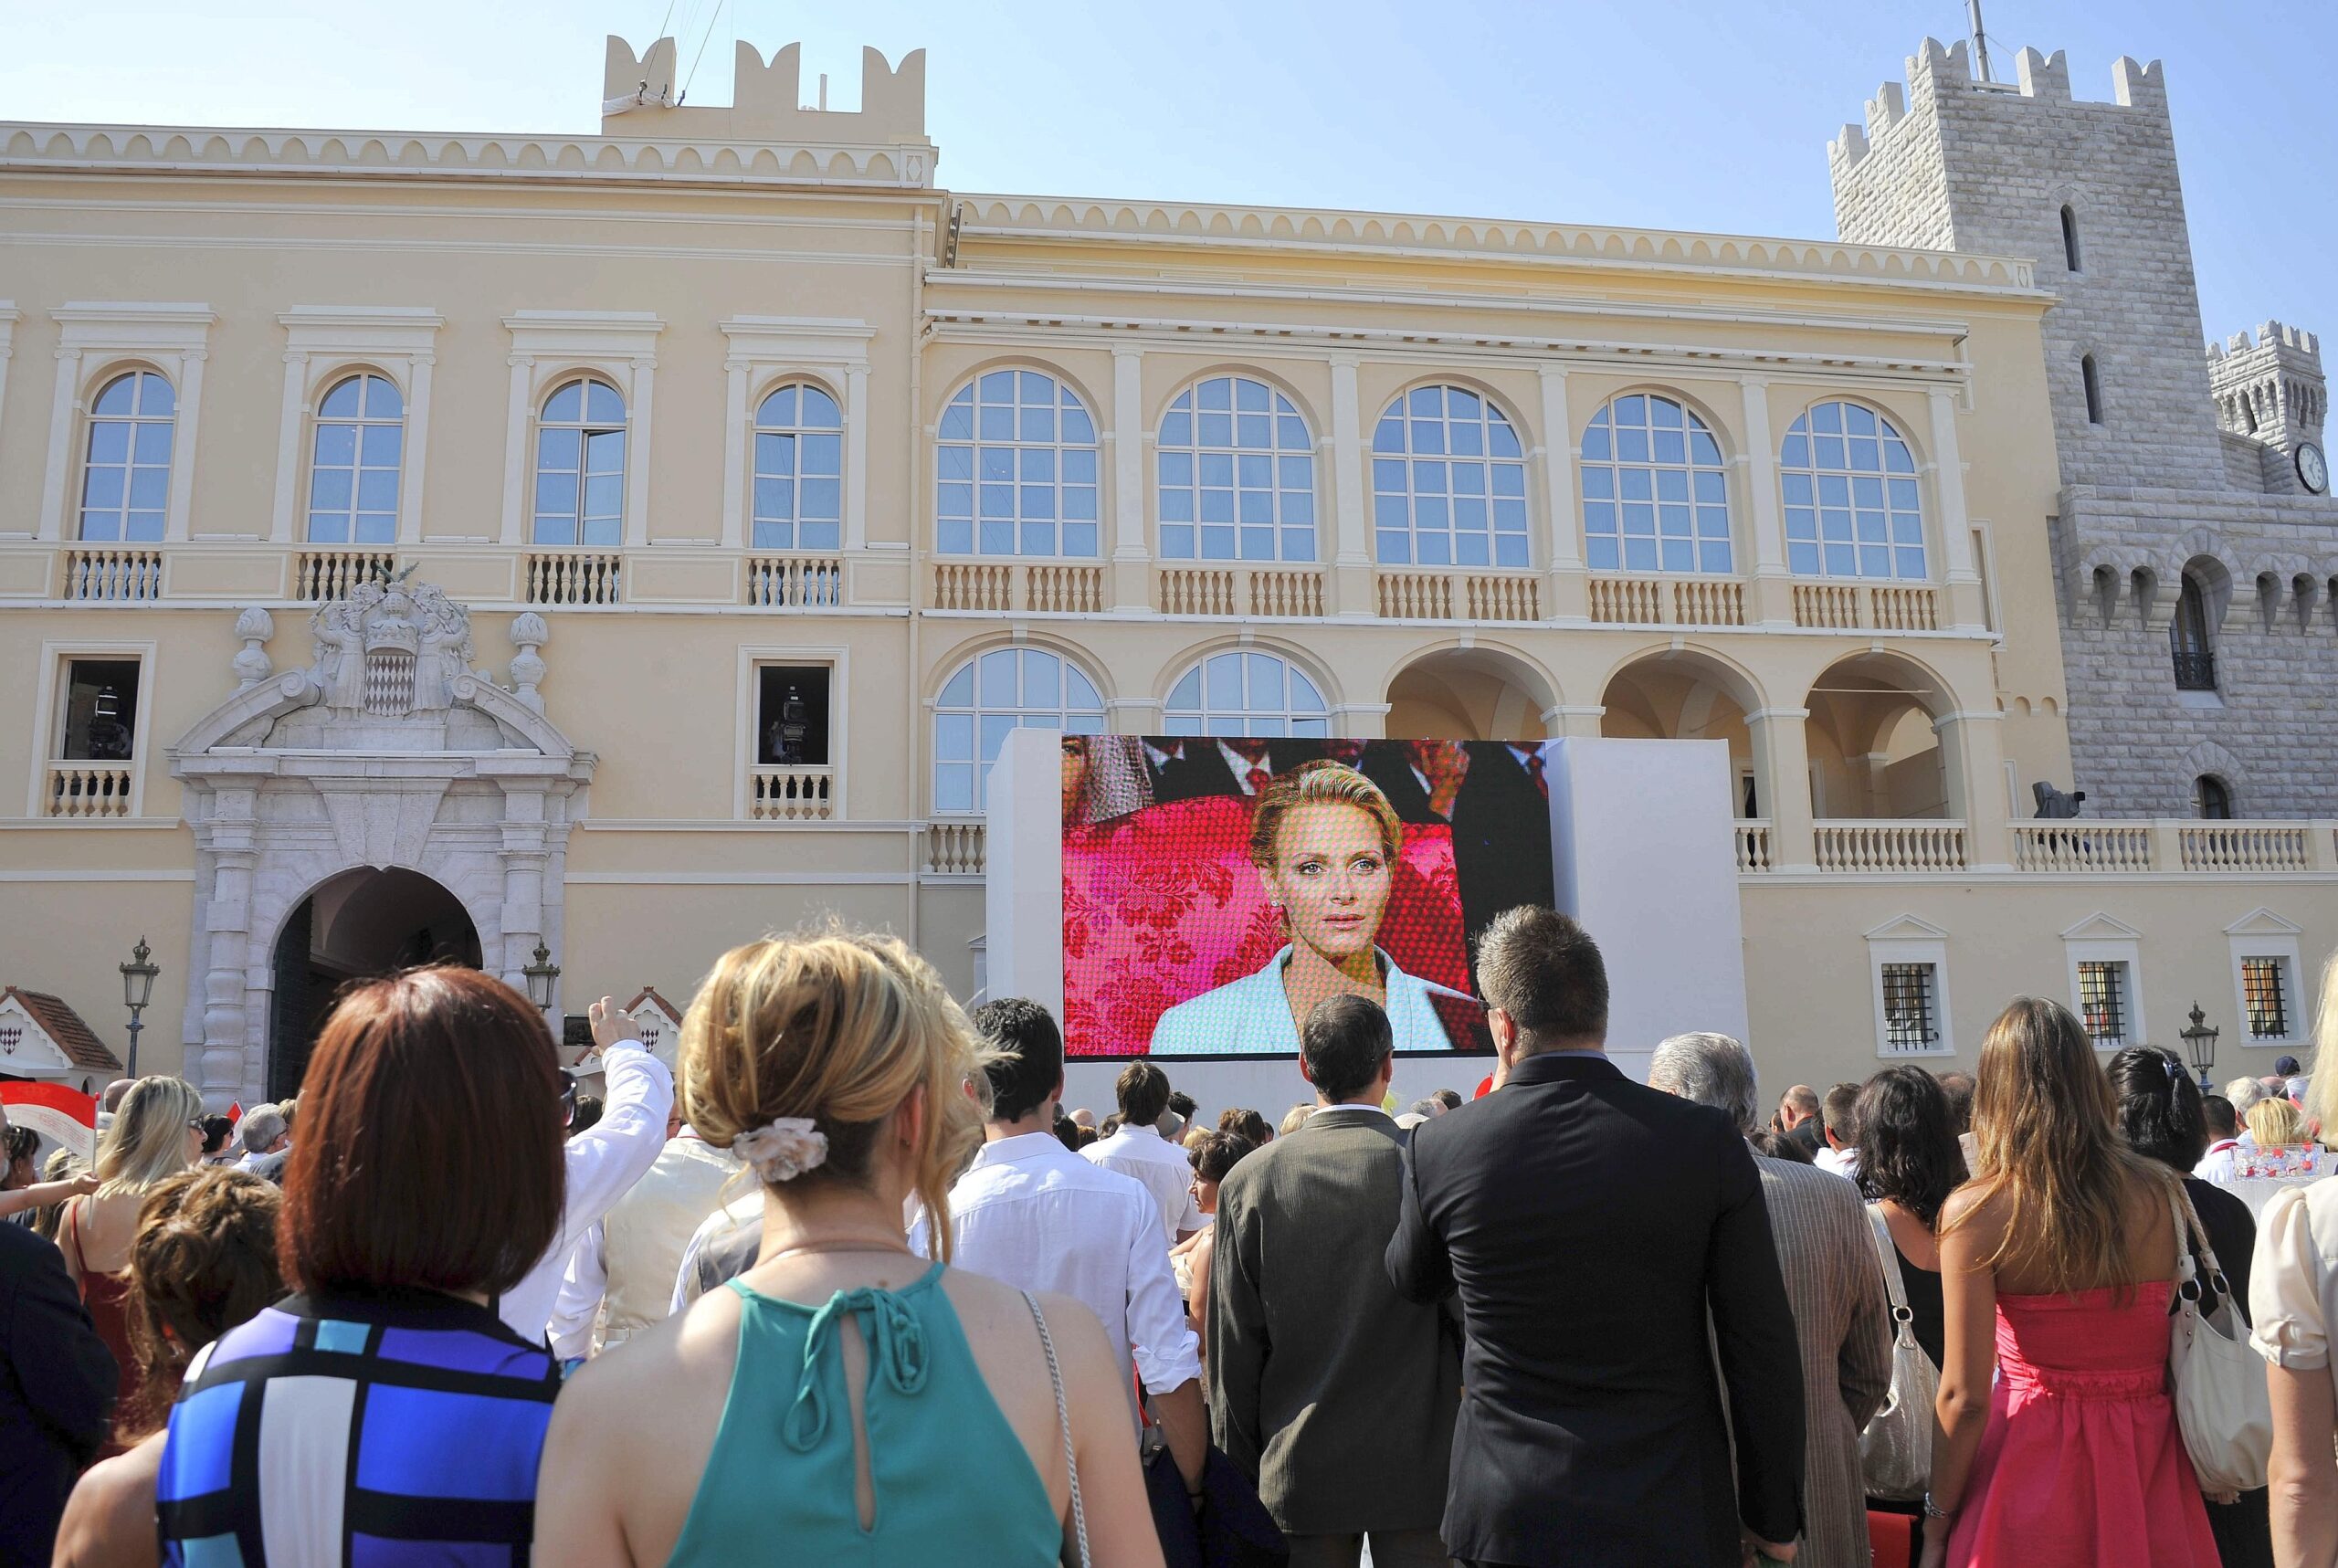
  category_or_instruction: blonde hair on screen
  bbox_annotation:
[1248,761,1403,868]
[679,927,994,1262]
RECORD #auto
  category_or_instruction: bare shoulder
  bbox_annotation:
[1939,1179,2008,1239]
[560,1281,743,1413]
[55,1434,163,1568]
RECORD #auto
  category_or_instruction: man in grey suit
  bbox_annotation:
[1650,1032,1892,1568]
[1209,994,1460,1567]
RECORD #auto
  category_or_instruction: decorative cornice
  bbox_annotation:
[0,122,938,190]
[949,195,2038,294]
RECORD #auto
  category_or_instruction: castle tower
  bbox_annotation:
[1830,41,2227,490]
[2206,322,2330,495]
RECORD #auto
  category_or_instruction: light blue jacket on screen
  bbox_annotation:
[1146,945,1454,1056]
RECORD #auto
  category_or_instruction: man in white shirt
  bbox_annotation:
[1812,1079,1862,1183]
[933,1000,1208,1499]
[1085,1060,1204,1244]
[2196,1093,2243,1183]
[235,1104,289,1169]
[502,994,674,1342]
[550,1103,742,1361]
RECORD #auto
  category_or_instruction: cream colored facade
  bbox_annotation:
[1,37,2332,1107]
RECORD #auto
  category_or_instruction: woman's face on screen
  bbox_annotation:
[1266,802,1392,963]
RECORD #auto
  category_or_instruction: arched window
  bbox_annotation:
[932,647,1105,814]
[753,383,843,551]
[936,370,1100,557]
[1580,393,1732,574]
[2080,354,2103,426]
[1779,401,1925,580]
[1371,385,1530,568]
[2172,575,2217,690]
[2060,205,2082,272]
[307,374,404,545]
[2196,774,2233,820]
[78,370,175,542]
[1156,375,1315,562]
[533,377,627,547]
[1164,651,1329,736]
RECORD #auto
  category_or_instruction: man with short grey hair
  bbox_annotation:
[237,1105,290,1168]
[1650,1035,1890,1568]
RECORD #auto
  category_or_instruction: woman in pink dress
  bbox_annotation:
[1920,996,2220,1568]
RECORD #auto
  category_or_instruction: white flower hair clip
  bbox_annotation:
[732,1117,830,1183]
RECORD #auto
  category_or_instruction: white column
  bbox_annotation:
[269,352,309,543]
[1739,376,1794,628]
[500,355,532,545]
[166,350,205,541]
[1109,347,1149,611]
[1538,365,1587,624]
[1328,355,1368,568]
[625,357,656,547]
[0,310,18,529]
[399,353,433,545]
[1746,706,1816,871]
[845,363,870,553]
[1926,388,1979,579]
[721,358,749,549]
[38,349,81,542]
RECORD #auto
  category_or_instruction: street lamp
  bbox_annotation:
[2180,1001,2221,1093]
[119,935,159,1079]
[521,940,561,1016]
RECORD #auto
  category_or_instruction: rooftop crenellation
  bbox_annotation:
[599,36,930,156]
[2207,321,2322,363]
[1832,37,2168,172]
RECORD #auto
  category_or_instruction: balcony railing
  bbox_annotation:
[1813,820,1969,871]
[43,762,133,818]
[1792,583,1940,632]
[293,549,397,602]
[748,765,835,821]
[2172,648,2217,691]
[745,554,842,609]
[60,546,164,603]
[524,551,624,605]
[1154,565,1326,617]
[1733,820,1774,872]
[2181,823,2310,872]
[1587,574,1745,626]
[1375,569,1540,622]
[923,820,986,875]
[2010,822,2154,872]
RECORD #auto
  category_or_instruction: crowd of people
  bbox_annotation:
[5,906,2338,1567]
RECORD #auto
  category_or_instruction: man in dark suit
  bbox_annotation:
[1210,994,1459,1566]
[0,1218,120,1568]
[1448,743,1555,956]
[1386,907,1805,1567]
[1144,737,1323,802]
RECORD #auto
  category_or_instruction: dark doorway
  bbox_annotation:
[268,867,480,1100]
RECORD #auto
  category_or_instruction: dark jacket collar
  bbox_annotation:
[1501,1051,1626,1089]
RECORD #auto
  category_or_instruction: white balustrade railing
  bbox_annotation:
[294,549,397,601]
[2181,823,2312,872]
[923,821,987,875]
[2011,822,2154,872]
[60,546,165,602]
[1814,820,1968,871]
[1673,578,1746,626]
[1793,583,1862,629]
[1158,567,1235,616]
[745,555,842,609]
[1587,575,1666,624]
[749,766,835,821]
[1248,569,1324,617]
[933,562,1013,612]
[1734,820,1774,872]
[1026,564,1106,614]
[524,551,623,605]
[44,762,133,818]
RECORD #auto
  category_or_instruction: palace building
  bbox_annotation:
[2,33,2333,1106]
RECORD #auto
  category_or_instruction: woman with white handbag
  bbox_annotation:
[1853,1068,1966,1555]
[2110,1046,2272,1568]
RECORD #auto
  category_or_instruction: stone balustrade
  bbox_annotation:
[748,764,835,821]
[43,762,133,817]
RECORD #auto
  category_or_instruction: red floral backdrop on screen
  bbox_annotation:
[1062,795,1469,1058]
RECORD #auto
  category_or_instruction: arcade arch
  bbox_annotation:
[1383,647,1554,741]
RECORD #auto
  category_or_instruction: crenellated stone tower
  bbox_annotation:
[1831,39,2338,820]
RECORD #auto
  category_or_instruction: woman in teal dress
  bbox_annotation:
[535,930,1163,1568]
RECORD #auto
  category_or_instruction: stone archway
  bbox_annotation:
[170,580,591,1107]
[266,866,483,1099]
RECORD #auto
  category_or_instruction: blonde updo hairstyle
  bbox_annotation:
[679,929,994,1261]
[1247,761,1404,869]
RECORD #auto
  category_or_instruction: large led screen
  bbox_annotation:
[1061,737,1557,1058]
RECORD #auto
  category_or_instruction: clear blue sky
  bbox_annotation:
[2,0,2330,340]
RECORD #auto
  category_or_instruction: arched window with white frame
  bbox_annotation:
[532,376,627,547]
[1163,650,1329,736]
[935,370,1100,557]
[1779,401,1926,580]
[932,647,1106,814]
[307,374,405,545]
[753,382,843,551]
[78,370,175,542]
[1579,393,1732,574]
[1371,384,1531,569]
[1156,374,1316,562]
